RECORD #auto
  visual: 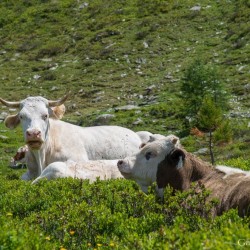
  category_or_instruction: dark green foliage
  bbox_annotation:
[181,60,228,120]
[0,177,249,249]
[214,120,233,144]
[198,97,223,131]
[197,97,232,164]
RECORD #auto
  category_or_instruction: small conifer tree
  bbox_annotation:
[197,98,223,164]
[181,59,228,124]
[180,59,232,164]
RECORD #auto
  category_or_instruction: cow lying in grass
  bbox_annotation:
[118,138,250,217]
[9,145,28,169]
[32,159,123,184]
[158,147,250,216]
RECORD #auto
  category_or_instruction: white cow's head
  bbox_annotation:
[0,94,68,150]
[117,136,180,192]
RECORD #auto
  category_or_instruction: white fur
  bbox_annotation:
[215,165,250,179]
[32,159,123,184]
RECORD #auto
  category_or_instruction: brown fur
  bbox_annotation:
[157,148,250,217]
[13,151,26,161]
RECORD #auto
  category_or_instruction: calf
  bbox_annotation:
[157,147,250,217]
[32,159,123,184]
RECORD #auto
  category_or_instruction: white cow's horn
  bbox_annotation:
[48,92,70,107]
[0,98,21,108]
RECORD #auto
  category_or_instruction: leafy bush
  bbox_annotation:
[0,177,249,249]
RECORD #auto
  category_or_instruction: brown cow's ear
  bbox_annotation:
[169,149,185,168]
[172,137,178,144]
[49,104,66,119]
[4,114,20,129]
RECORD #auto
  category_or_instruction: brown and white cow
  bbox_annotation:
[0,94,142,180]
[32,159,123,184]
[118,137,250,217]
[9,145,28,169]
[157,147,250,216]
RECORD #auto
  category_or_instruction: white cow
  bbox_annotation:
[0,94,142,180]
[32,159,123,184]
[117,136,180,194]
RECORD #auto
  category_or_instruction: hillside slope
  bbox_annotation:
[0,0,249,159]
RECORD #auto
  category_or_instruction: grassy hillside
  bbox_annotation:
[0,0,249,159]
[0,1,250,248]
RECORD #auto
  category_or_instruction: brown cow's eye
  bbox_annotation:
[145,152,151,160]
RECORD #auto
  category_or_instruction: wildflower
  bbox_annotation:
[110,242,115,247]
[60,247,67,250]
[87,243,91,247]
[69,230,75,236]
[45,236,51,241]
[97,243,102,247]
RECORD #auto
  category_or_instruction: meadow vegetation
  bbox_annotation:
[0,0,250,249]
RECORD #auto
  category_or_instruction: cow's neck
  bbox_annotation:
[31,129,52,176]
[188,153,213,182]
[172,153,213,191]
[32,149,45,176]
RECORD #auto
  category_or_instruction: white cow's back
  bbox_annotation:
[32,159,123,184]
[46,120,142,164]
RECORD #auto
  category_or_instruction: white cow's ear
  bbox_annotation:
[4,114,20,129]
[49,104,66,120]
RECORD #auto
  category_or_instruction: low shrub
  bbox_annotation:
[0,177,249,249]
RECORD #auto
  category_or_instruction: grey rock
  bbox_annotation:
[79,2,89,9]
[194,148,208,155]
[0,135,8,140]
[190,5,201,11]
[133,118,143,125]
[0,112,8,120]
[114,105,139,111]
[33,74,41,80]
[94,114,115,125]
[229,112,250,118]
[51,86,59,91]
